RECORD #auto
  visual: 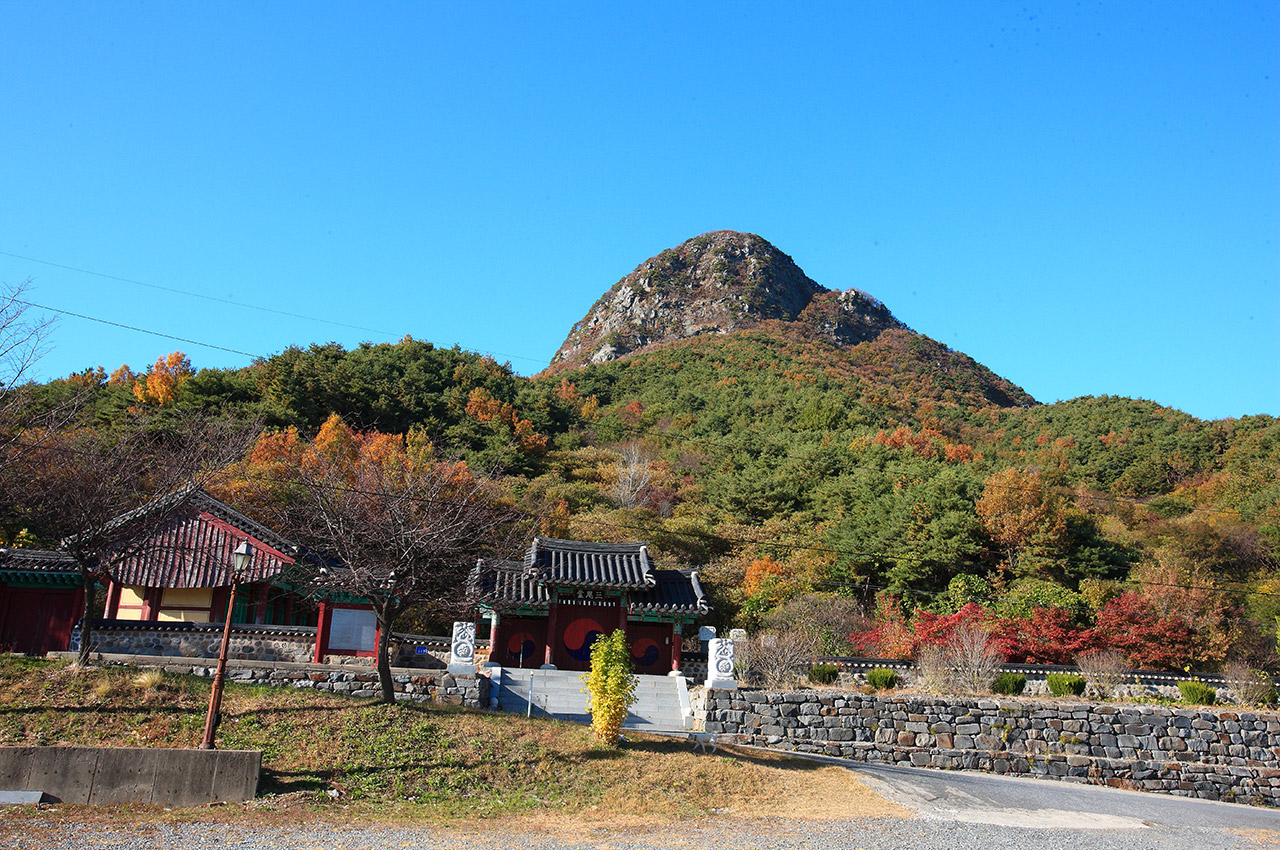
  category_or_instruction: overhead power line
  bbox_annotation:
[14,299,266,359]
[2,249,551,367]
[1,250,397,338]
[6,250,1273,524]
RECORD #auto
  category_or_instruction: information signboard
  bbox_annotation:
[328,607,376,652]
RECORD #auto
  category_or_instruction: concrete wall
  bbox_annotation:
[698,688,1280,806]
[0,746,260,805]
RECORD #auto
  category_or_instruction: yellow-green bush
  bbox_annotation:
[584,630,638,747]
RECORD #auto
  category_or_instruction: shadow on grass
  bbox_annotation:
[621,737,831,772]
[0,702,358,718]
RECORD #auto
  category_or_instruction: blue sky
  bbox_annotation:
[1,2,1275,421]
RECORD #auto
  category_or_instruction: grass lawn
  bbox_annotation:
[0,655,901,826]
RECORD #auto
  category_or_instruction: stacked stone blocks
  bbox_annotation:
[86,654,489,709]
[699,689,1280,805]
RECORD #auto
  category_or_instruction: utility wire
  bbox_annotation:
[6,255,1274,523]
[13,299,265,359]
[3,249,550,367]
[1,250,396,338]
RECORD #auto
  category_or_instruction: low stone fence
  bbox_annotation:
[822,657,1248,701]
[80,621,317,663]
[72,621,486,671]
[57,652,489,709]
[697,688,1280,806]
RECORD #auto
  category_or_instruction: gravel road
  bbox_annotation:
[5,752,1280,849]
[1,815,1271,850]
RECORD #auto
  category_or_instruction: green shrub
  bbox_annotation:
[584,630,637,747]
[1046,672,1086,697]
[808,663,839,685]
[1177,679,1218,706]
[991,672,1027,696]
[865,667,899,690]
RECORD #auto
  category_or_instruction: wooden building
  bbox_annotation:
[471,537,709,675]
[0,548,83,655]
[100,488,305,627]
[98,487,382,663]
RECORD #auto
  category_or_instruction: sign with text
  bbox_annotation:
[328,607,376,652]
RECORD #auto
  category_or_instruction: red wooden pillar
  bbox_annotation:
[313,601,330,663]
[617,599,628,635]
[281,593,295,626]
[253,584,269,624]
[103,580,122,620]
[142,587,162,621]
[543,601,560,667]
[671,624,683,673]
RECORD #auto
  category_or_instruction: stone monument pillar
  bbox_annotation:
[728,628,748,676]
[705,637,737,690]
[448,621,477,676]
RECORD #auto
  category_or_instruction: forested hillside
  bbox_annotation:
[6,233,1278,672]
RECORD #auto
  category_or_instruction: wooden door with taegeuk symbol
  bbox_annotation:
[493,617,547,669]
[627,623,672,675]
[552,604,615,671]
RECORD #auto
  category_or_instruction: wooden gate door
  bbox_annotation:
[552,604,618,672]
[626,623,673,675]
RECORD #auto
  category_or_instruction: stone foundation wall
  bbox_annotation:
[698,689,1280,806]
[68,652,489,708]
[75,623,485,671]
[84,624,316,663]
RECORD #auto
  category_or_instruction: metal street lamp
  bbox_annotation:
[200,540,254,750]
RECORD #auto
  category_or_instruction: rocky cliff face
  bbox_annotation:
[549,231,906,369]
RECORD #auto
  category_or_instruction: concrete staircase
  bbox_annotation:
[492,668,691,732]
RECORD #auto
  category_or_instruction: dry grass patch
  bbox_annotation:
[0,656,902,826]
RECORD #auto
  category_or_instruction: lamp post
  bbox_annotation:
[200,539,253,750]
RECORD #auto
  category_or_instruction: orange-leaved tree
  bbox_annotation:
[239,414,529,702]
[975,467,1067,579]
[133,351,193,406]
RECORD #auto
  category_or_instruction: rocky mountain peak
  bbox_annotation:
[549,231,906,369]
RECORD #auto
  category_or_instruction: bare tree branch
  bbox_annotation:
[0,279,52,394]
[5,411,260,663]
[269,438,529,702]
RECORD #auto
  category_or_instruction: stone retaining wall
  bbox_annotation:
[75,623,476,670]
[697,689,1280,805]
[63,652,489,709]
[85,624,316,663]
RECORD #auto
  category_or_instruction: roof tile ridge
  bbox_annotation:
[189,489,299,556]
[638,544,656,586]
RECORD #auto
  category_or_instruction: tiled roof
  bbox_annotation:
[628,569,709,615]
[469,558,547,608]
[0,548,78,573]
[83,484,299,558]
[102,488,299,589]
[471,551,709,616]
[90,618,316,638]
[526,536,655,589]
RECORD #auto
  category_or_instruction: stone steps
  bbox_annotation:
[494,668,690,731]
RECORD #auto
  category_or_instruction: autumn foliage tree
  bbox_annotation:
[976,466,1068,579]
[241,414,527,703]
[132,351,194,406]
